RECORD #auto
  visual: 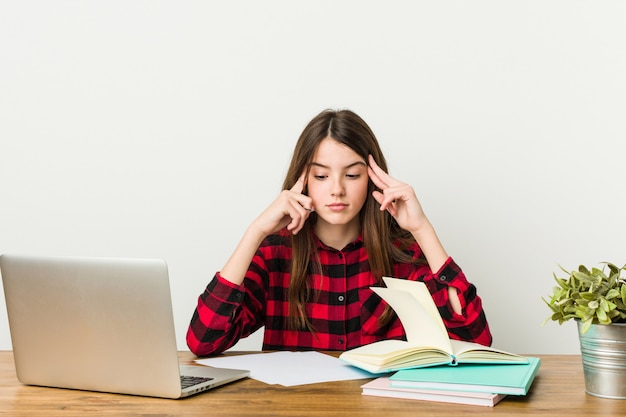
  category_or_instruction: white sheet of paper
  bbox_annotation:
[195,351,374,386]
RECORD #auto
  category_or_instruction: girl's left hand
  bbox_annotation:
[368,156,455,301]
[367,155,429,234]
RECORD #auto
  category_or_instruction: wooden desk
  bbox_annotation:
[1,351,625,416]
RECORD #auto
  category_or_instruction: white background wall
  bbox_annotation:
[1,1,625,355]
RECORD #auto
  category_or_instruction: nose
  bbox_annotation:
[330,177,346,197]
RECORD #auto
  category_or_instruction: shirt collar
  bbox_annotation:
[312,231,364,252]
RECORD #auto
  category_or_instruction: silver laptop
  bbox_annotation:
[0,254,249,399]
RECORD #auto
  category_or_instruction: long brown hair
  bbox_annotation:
[283,109,417,331]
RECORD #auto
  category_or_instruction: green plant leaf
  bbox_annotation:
[581,318,593,334]
[554,275,569,290]
[607,263,620,276]
[578,292,596,301]
[572,271,593,282]
[606,288,620,300]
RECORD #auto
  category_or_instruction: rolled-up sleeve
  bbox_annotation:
[186,272,263,356]
[411,257,493,346]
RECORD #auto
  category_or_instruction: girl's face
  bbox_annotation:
[306,138,369,233]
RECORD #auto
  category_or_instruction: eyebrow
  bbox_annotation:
[309,161,367,169]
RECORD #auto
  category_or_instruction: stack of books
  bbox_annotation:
[339,277,541,407]
[361,358,540,407]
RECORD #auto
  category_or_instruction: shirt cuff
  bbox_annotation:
[432,257,466,286]
[208,273,245,304]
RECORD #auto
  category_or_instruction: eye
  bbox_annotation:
[313,175,327,180]
[346,173,361,179]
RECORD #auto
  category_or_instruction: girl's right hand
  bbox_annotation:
[250,174,314,237]
[220,174,314,286]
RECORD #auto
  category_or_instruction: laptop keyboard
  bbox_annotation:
[180,375,214,389]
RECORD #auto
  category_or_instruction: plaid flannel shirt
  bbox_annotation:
[187,229,492,356]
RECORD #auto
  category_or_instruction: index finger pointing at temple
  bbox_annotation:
[368,155,389,189]
[369,155,404,187]
[291,173,306,194]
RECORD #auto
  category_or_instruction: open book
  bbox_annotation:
[339,277,528,373]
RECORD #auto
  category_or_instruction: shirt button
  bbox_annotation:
[337,253,343,259]
[439,275,448,282]
[338,295,345,302]
[338,338,344,345]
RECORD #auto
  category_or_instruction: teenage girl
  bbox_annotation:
[187,109,492,356]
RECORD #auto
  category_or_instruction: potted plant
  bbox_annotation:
[543,262,626,399]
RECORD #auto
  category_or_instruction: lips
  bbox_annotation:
[327,203,348,212]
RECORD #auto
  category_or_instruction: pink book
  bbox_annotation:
[361,377,506,407]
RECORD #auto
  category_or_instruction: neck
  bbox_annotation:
[314,219,360,250]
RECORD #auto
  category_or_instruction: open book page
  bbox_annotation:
[340,278,528,372]
[371,279,451,354]
[450,340,527,363]
[340,339,451,367]
[382,277,447,335]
